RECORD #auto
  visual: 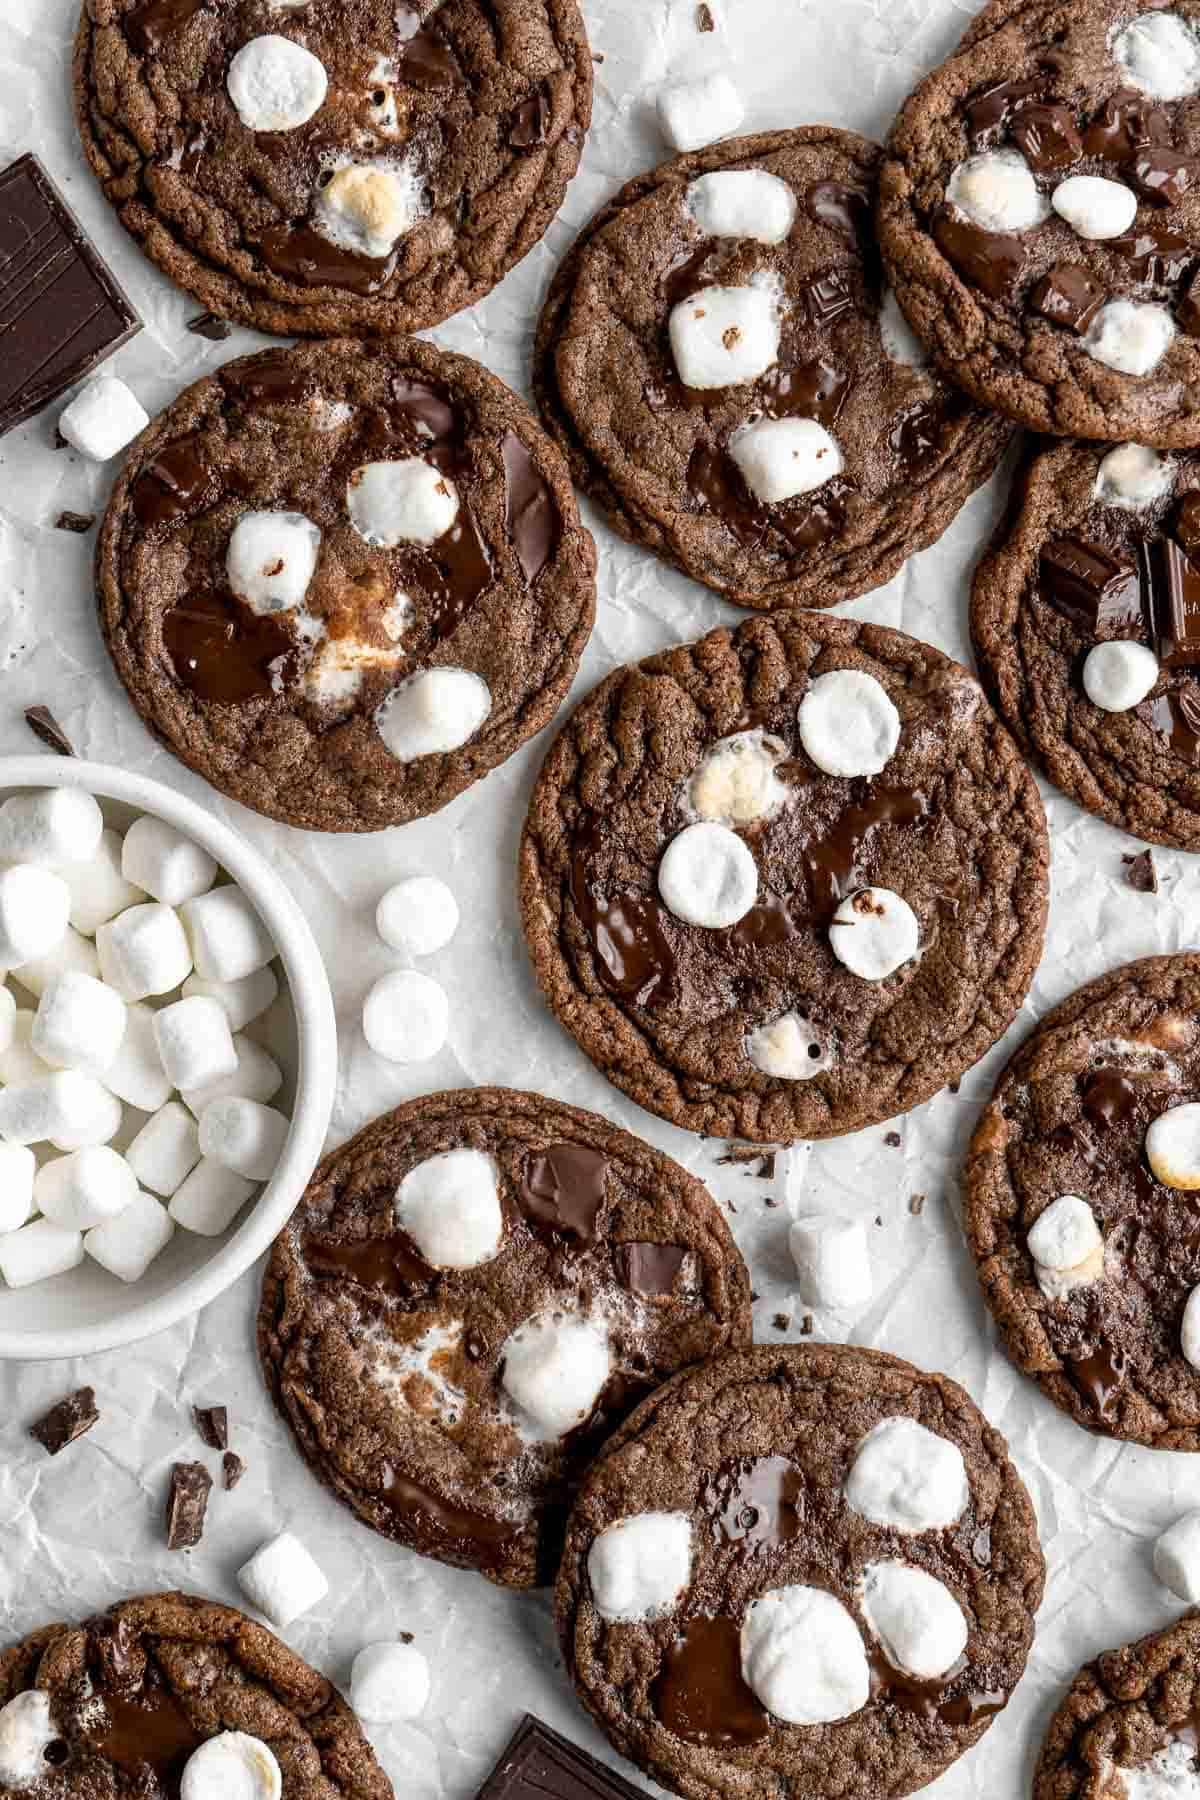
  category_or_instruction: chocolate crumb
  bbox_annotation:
[948,1079,961,1095]
[909,1193,926,1216]
[222,1451,245,1491]
[166,1462,212,1549]
[718,1144,762,1166]
[1123,850,1158,893]
[875,1215,883,1227]
[763,1195,779,1208]
[758,1151,777,1180]
[884,1131,901,1147]
[800,1314,814,1336]
[399,1631,414,1645]
[697,2,715,26]
[772,1312,789,1331]
[592,50,605,62]
[55,510,94,534]
[24,707,75,757]
[53,427,70,451]
[193,1404,228,1450]
[187,311,232,341]
[30,1387,98,1455]
[750,1289,759,1302]
[718,1145,779,1179]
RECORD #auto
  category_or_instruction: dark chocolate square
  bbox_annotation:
[476,1717,650,1800]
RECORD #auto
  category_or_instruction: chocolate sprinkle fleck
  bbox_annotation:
[222,1451,246,1491]
[24,706,75,757]
[166,1462,212,1549]
[193,1404,229,1450]
[30,1387,98,1455]
[55,510,95,534]
[1123,850,1159,893]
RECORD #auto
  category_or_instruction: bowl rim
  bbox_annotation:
[0,756,338,1362]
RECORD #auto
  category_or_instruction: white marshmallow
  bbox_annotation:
[0,789,103,867]
[0,1690,58,1785]
[121,817,217,908]
[376,877,460,956]
[375,668,492,761]
[153,996,238,1092]
[746,1012,834,1080]
[657,72,745,153]
[741,1586,869,1725]
[669,285,781,390]
[658,822,758,928]
[126,1102,202,1198]
[198,1097,289,1182]
[226,511,321,615]
[32,972,127,1079]
[315,160,424,258]
[1095,443,1176,511]
[688,731,788,827]
[1183,1284,1200,1370]
[0,1072,119,1151]
[845,1417,970,1533]
[182,1034,283,1114]
[181,1732,281,1800]
[347,459,459,549]
[35,1147,137,1231]
[182,967,279,1033]
[0,1144,35,1234]
[685,171,797,244]
[0,866,70,970]
[0,1216,84,1288]
[0,984,13,1056]
[237,1531,329,1628]
[169,1159,257,1236]
[1028,1194,1102,1270]
[395,1149,503,1268]
[1154,1509,1200,1602]
[879,289,929,368]
[947,151,1049,233]
[501,1312,611,1437]
[60,830,145,935]
[1147,1102,1200,1190]
[97,902,193,1001]
[0,1011,46,1087]
[58,376,149,461]
[830,887,920,982]
[797,670,901,778]
[587,1513,693,1622]
[103,1003,174,1113]
[85,1188,174,1283]
[1086,301,1177,376]
[1082,640,1160,712]
[14,926,99,999]
[1052,174,1138,242]
[730,418,844,505]
[859,1562,969,1680]
[789,1214,872,1310]
[362,970,448,1063]
[1118,1741,1200,1800]
[227,34,328,131]
[179,887,275,984]
[1113,12,1200,102]
[350,1643,432,1724]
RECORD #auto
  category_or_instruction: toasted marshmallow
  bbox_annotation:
[227,35,328,131]
[395,1149,502,1268]
[746,1012,834,1080]
[226,511,320,614]
[1027,1194,1106,1297]
[830,888,920,982]
[180,1732,282,1800]
[1051,174,1138,241]
[688,731,789,826]
[741,1586,869,1725]
[588,1513,693,1622]
[1082,640,1160,712]
[658,822,758,928]
[730,418,844,504]
[685,171,797,244]
[1112,12,1200,101]
[844,1417,969,1533]
[347,459,459,548]
[1095,444,1176,511]
[315,159,423,257]
[859,1562,968,1681]
[668,285,781,389]
[1146,1102,1200,1190]
[947,151,1049,233]
[1085,301,1177,376]
[797,670,900,778]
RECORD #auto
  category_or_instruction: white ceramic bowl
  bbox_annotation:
[0,757,337,1361]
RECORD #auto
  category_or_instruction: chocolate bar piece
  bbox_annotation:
[30,1387,99,1455]
[477,1718,650,1800]
[1177,493,1200,554]
[24,706,75,757]
[1039,537,1144,637]
[165,1462,212,1550]
[1029,265,1105,333]
[1149,538,1200,667]
[0,154,140,438]
[193,1404,228,1450]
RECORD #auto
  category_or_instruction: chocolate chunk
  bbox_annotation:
[24,706,75,757]
[1177,493,1200,554]
[1110,218,1193,286]
[717,1144,765,1166]
[1029,264,1105,333]
[165,1462,212,1550]
[1123,850,1158,893]
[55,510,95,534]
[703,1455,805,1549]
[933,209,1025,300]
[518,1144,608,1244]
[1084,89,1171,161]
[885,1130,902,1147]
[1180,273,1200,337]
[1149,539,1200,667]
[1129,150,1199,208]
[800,1313,814,1335]
[616,1241,688,1295]
[0,155,140,438]
[476,1717,653,1800]
[772,1312,789,1330]
[759,1151,777,1181]
[130,434,212,528]
[186,311,232,341]
[909,1193,926,1216]
[966,76,1040,144]
[164,591,306,703]
[192,1404,228,1450]
[511,89,550,148]
[1039,537,1144,637]
[502,430,558,583]
[30,1387,98,1455]
[806,182,869,241]
[1137,683,1200,761]
[1010,102,1082,173]
[797,267,856,329]
[126,0,207,54]
[697,2,715,26]
[222,1451,246,1491]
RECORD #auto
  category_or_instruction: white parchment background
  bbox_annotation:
[0,1,1197,1794]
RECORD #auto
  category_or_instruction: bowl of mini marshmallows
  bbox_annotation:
[0,757,337,1360]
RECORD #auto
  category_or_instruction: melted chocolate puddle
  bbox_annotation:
[163,593,303,704]
[654,1616,769,1746]
[518,1145,608,1245]
[92,1686,202,1794]
[378,1466,515,1568]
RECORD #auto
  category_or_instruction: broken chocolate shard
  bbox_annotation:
[772,1312,789,1331]
[1039,537,1144,638]
[1010,101,1082,173]
[186,311,232,341]
[799,1313,814,1336]
[475,1716,652,1800]
[222,1451,246,1491]
[165,1461,212,1550]
[966,76,1040,144]
[1177,492,1200,554]
[192,1404,228,1450]
[1180,274,1200,338]
[518,1145,607,1245]
[1029,264,1105,333]
[55,510,95,534]
[1137,682,1200,762]
[1149,538,1200,668]
[909,1194,926,1216]
[933,209,1026,300]
[24,706,75,757]
[616,1241,688,1295]
[1129,149,1199,208]
[1123,849,1158,892]
[798,267,857,329]
[30,1387,99,1455]
[697,2,715,26]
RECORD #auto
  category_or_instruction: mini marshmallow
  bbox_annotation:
[0,1690,58,1785]
[1082,640,1160,712]
[0,1144,35,1234]
[121,816,217,907]
[1183,1284,1200,1370]
[376,876,460,956]
[1147,1102,1200,1190]
[830,887,920,982]
[797,670,901,778]
[1118,1743,1200,1800]
[1028,1194,1102,1270]
[227,34,328,131]
[1113,12,1200,101]
[0,788,103,867]
[1095,443,1176,511]
[58,375,150,461]
[183,967,279,1033]
[126,1102,202,1198]
[350,1644,431,1723]
[85,1188,174,1283]
[730,418,844,504]
[226,511,321,615]
[169,1158,257,1237]
[0,866,70,970]
[0,1011,46,1086]
[97,902,193,1001]
[182,1034,283,1114]
[657,72,745,153]
[0,985,12,1056]
[501,1312,611,1437]
[685,171,797,244]
[1051,174,1138,241]
[746,1012,834,1080]
[658,822,758,928]
[315,160,424,257]
[60,829,145,935]
[0,1216,83,1288]
[347,459,460,548]
[0,1072,119,1151]
[669,285,781,390]
[395,1149,503,1268]
[363,970,449,1063]
[198,1097,289,1182]
[946,151,1049,233]
[14,926,99,999]
[179,887,275,984]
[375,668,492,762]
[741,1586,869,1726]
[588,1513,693,1622]
[237,1531,329,1628]
[1085,301,1177,376]
[1154,1509,1200,1601]
[32,972,127,1079]
[181,1732,282,1800]
[879,289,929,368]
[104,1003,173,1113]
[154,996,239,1092]
[859,1562,968,1680]
[688,731,788,826]
[35,1146,137,1231]
[845,1416,970,1533]
[789,1215,872,1310]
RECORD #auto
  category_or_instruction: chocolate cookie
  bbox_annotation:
[519,612,1049,1143]
[964,953,1200,1449]
[532,128,1012,611]
[972,435,1200,847]
[0,1591,391,1797]
[98,339,595,832]
[1034,1615,1200,1800]
[74,0,592,337]
[256,1088,752,1589]
[880,2,1200,445]
[556,1344,1044,1800]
